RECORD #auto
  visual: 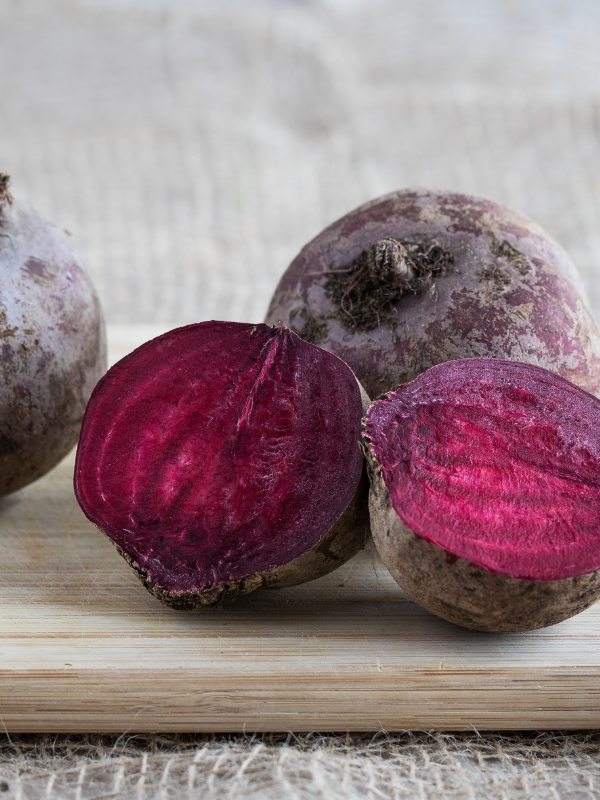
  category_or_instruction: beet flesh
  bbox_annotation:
[266,190,600,398]
[0,175,106,495]
[363,358,600,631]
[75,321,370,608]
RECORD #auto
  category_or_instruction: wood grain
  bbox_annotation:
[1,326,600,732]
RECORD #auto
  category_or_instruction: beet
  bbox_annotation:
[0,174,105,496]
[363,358,600,632]
[74,321,370,608]
[265,189,600,398]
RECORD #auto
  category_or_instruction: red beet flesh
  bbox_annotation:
[75,322,366,605]
[365,359,600,582]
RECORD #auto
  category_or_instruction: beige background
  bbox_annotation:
[1,0,600,326]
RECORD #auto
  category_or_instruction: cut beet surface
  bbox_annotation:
[75,321,369,608]
[363,359,600,631]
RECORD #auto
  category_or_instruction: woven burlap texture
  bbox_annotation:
[1,0,600,325]
[2,0,600,797]
[1,732,599,800]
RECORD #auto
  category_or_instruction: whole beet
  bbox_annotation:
[266,190,600,398]
[0,175,106,496]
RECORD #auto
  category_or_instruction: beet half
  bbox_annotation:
[363,358,600,632]
[266,190,600,398]
[75,321,370,608]
[0,174,106,496]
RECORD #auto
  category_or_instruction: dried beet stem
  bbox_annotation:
[0,173,13,208]
[325,238,453,333]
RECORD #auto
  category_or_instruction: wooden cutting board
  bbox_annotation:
[1,327,600,733]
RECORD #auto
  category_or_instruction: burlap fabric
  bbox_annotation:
[2,0,600,796]
[1,732,600,799]
[2,0,600,325]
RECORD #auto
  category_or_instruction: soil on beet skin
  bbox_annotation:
[265,190,600,398]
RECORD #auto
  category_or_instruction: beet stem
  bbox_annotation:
[0,174,13,208]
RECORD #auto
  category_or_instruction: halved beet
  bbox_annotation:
[363,358,600,632]
[75,321,370,608]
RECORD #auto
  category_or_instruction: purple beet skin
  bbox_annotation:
[363,358,600,632]
[75,321,370,608]
[0,174,106,495]
[266,190,600,398]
